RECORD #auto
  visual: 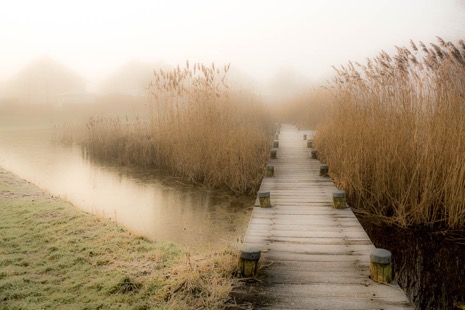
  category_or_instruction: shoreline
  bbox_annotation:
[0,167,240,309]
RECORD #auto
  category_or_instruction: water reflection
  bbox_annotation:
[0,127,252,249]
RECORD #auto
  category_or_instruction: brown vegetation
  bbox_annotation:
[314,38,465,229]
[83,62,273,195]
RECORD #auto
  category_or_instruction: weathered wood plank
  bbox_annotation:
[248,217,364,225]
[244,229,370,239]
[264,252,370,263]
[245,241,374,255]
[245,223,370,232]
[244,236,372,245]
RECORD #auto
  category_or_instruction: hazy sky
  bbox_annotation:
[1,0,464,85]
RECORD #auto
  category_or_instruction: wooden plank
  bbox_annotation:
[245,224,369,233]
[249,215,363,224]
[244,236,372,245]
[252,207,353,213]
[245,241,374,256]
[248,216,363,224]
[244,229,370,239]
[264,283,411,301]
[245,223,370,233]
[264,271,371,285]
[263,252,370,263]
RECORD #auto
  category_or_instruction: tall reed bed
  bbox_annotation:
[314,38,465,229]
[84,62,273,194]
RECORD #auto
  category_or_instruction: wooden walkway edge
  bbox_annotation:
[236,124,413,309]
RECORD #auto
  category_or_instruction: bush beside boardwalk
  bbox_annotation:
[0,168,240,309]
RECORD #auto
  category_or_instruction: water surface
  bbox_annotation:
[0,126,252,250]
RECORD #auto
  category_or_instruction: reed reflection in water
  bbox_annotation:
[0,128,252,249]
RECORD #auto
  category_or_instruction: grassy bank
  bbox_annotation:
[0,168,240,309]
[314,38,465,229]
[83,62,273,195]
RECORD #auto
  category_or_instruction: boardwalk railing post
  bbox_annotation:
[319,164,329,177]
[238,246,261,277]
[311,150,318,159]
[303,134,307,140]
[307,140,313,148]
[258,191,271,208]
[270,148,277,159]
[332,190,347,209]
[273,140,279,148]
[370,248,393,284]
[265,164,274,177]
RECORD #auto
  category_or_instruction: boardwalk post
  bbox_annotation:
[258,191,271,208]
[303,134,307,140]
[238,246,261,277]
[270,148,278,159]
[333,190,347,209]
[319,164,329,177]
[370,248,393,284]
[265,164,274,177]
[311,150,318,159]
[307,140,313,148]
[273,140,279,148]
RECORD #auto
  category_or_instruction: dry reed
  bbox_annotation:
[164,249,240,309]
[83,62,273,194]
[314,38,465,229]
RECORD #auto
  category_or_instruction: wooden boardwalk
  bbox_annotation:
[239,124,413,309]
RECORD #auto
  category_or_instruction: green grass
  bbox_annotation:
[0,197,179,309]
[0,170,241,309]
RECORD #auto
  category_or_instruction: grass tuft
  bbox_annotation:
[164,249,240,309]
[108,276,142,295]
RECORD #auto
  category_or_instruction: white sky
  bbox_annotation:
[0,0,464,85]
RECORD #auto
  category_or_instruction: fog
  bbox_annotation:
[1,0,465,101]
